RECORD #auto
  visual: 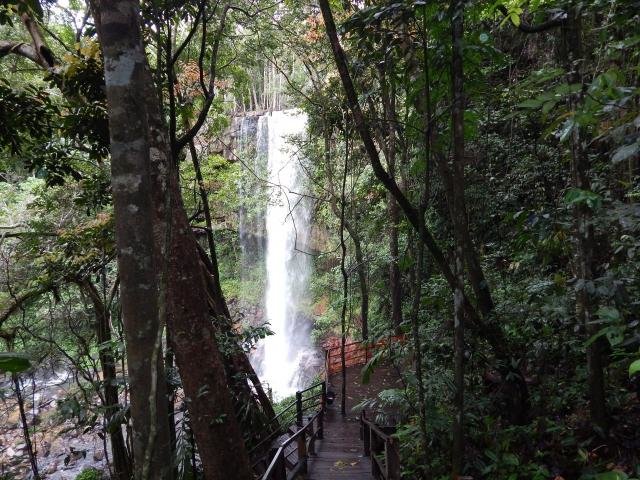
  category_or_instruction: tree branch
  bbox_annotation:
[0,285,52,329]
[169,0,206,67]
[19,9,56,69]
[175,4,229,152]
[496,5,566,33]
[0,40,45,67]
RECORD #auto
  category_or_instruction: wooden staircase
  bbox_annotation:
[255,339,404,480]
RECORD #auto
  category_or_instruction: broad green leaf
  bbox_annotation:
[361,349,384,385]
[629,359,640,377]
[611,141,639,164]
[0,352,31,373]
[517,99,542,109]
[563,188,603,210]
[585,326,623,347]
[503,453,519,466]
[541,101,557,114]
[605,327,625,347]
[596,306,621,323]
[595,471,628,480]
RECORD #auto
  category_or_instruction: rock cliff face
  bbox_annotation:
[208,110,269,161]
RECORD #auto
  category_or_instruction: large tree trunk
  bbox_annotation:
[94,1,253,478]
[171,32,275,431]
[196,240,277,426]
[93,3,172,476]
[163,166,253,480]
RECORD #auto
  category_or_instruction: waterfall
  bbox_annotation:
[262,110,312,399]
[238,110,314,400]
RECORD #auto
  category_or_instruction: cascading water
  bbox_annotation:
[238,110,316,399]
[262,110,312,398]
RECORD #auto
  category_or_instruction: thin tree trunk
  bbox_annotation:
[349,223,369,340]
[379,59,403,333]
[339,129,349,416]
[450,3,466,474]
[318,0,530,423]
[565,7,608,433]
[451,252,465,478]
[409,16,433,459]
[323,126,369,340]
[78,280,132,480]
[13,375,40,480]
[410,228,429,469]
[164,329,177,466]
[189,135,228,316]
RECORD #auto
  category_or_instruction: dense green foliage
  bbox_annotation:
[0,0,638,479]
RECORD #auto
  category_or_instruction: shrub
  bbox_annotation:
[75,468,102,480]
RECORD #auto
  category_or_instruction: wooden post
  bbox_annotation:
[386,436,401,480]
[308,417,316,456]
[324,349,330,378]
[296,391,303,427]
[276,451,286,480]
[318,406,324,440]
[371,427,381,478]
[297,429,308,474]
[362,412,371,457]
[321,381,327,410]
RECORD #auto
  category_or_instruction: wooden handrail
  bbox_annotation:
[324,335,405,376]
[298,380,325,394]
[261,407,325,479]
[361,411,400,480]
[325,339,368,353]
[250,381,325,457]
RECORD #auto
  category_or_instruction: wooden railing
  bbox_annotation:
[361,410,400,480]
[324,335,405,376]
[258,381,326,480]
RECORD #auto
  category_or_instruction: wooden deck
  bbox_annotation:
[306,364,402,480]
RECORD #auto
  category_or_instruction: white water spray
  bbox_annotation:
[259,110,312,399]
